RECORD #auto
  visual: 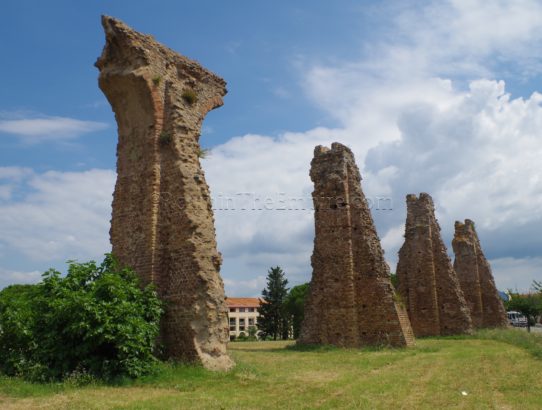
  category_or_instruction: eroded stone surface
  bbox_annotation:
[453,219,508,328]
[96,16,232,370]
[298,143,415,347]
[396,193,473,337]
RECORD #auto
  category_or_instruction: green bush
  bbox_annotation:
[181,89,198,105]
[0,255,163,382]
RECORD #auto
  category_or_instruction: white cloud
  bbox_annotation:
[0,168,115,264]
[3,0,542,295]
[0,268,42,288]
[224,275,267,298]
[491,257,542,292]
[203,0,542,293]
[0,115,108,143]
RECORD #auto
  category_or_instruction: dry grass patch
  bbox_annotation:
[1,332,542,409]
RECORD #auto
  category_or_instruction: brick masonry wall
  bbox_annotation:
[396,193,473,337]
[299,143,415,347]
[96,16,232,370]
[453,220,508,328]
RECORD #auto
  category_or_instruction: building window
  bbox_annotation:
[248,318,254,326]
[229,318,236,331]
[229,308,236,313]
[239,307,246,313]
[239,318,245,331]
[248,307,255,312]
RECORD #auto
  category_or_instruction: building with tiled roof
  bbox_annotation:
[226,297,262,340]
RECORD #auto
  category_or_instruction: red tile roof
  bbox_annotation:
[226,297,262,308]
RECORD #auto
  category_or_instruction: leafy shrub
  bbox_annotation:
[0,255,163,381]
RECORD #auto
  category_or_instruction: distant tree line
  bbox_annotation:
[506,280,542,332]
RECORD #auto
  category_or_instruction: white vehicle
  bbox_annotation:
[507,311,528,327]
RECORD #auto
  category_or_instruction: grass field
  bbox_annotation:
[1,329,542,409]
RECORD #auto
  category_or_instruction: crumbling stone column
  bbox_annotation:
[453,219,508,328]
[96,16,233,370]
[299,143,415,348]
[396,193,473,337]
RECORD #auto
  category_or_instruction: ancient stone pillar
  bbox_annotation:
[95,16,233,370]
[453,219,508,328]
[396,193,473,337]
[299,143,415,348]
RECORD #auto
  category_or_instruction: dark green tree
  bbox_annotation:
[258,266,289,340]
[390,272,398,289]
[284,283,310,339]
[532,280,542,293]
[506,293,542,332]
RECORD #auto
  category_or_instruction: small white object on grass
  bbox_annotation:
[461,391,468,396]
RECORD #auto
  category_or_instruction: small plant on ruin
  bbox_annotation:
[152,76,162,86]
[159,131,172,146]
[392,291,406,308]
[181,88,198,105]
[197,147,211,159]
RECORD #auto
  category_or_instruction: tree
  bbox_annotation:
[390,272,398,289]
[506,293,542,332]
[532,280,542,293]
[258,266,289,340]
[0,254,163,381]
[247,325,258,340]
[284,283,310,339]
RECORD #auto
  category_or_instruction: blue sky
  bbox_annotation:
[1,0,542,295]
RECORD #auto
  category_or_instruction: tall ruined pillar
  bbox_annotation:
[299,143,414,347]
[396,193,473,337]
[96,16,233,370]
[453,219,508,328]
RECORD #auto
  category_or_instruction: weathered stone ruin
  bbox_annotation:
[298,143,415,348]
[452,219,508,328]
[396,193,473,337]
[96,16,233,370]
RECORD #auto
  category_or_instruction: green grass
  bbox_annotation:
[1,331,542,409]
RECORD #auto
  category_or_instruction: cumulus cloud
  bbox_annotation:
[224,275,267,298]
[0,114,108,143]
[2,0,542,294]
[0,268,42,289]
[0,168,115,267]
[204,0,542,292]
